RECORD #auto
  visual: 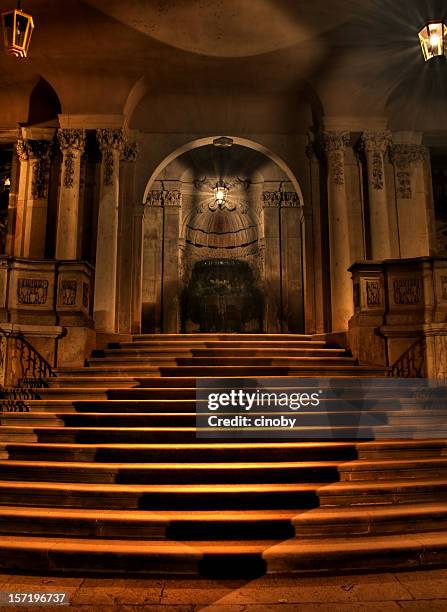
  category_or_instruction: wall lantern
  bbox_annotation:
[1,1,34,58]
[213,180,229,209]
[418,21,447,61]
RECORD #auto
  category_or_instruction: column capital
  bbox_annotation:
[16,139,53,199]
[390,144,428,167]
[96,129,125,186]
[57,128,86,153]
[262,191,300,208]
[145,190,181,208]
[361,130,392,154]
[121,141,138,163]
[321,131,350,154]
[57,129,86,190]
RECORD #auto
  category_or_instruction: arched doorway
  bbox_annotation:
[141,138,305,334]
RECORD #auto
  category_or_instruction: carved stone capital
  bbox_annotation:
[121,141,138,163]
[321,131,350,187]
[96,129,125,186]
[262,191,282,208]
[390,145,428,199]
[361,131,392,155]
[262,191,300,209]
[17,140,53,199]
[57,129,86,154]
[57,129,86,189]
[145,190,181,208]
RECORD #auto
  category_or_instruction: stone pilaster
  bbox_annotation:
[94,128,124,333]
[262,192,282,332]
[361,131,392,259]
[390,144,431,258]
[56,129,86,260]
[322,131,353,331]
[14,136,53,258]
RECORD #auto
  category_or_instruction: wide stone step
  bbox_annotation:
[0,441,358,463]
[0,506,297,540]
[318,477,447,506]
[293,502,447,538]
[0,480,321,510]
[48,378,140,389]
[102,348,348,357]
[118,341,331,350]
[0,460,341,484]
[0,531,446,575]
[157,366,388,377]
[339,457,447,480]
[133,334,314,341]
[174,357,358,366]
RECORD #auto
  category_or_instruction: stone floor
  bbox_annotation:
[0,568,447,611]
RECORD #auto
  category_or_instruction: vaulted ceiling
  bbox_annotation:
[0,0,445,132]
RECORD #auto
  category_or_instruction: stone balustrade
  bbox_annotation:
[349,257,447,378]
[0,257,95,369]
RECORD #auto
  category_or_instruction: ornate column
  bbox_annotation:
[94,128,124,333]
[162,190,182,333]
[14,136,53,258]
[142,191,164,333]
[56,129,86,260]
[361,131,392,260]
[262,191,282,332]
[390,144,431,258]
[117,141,139,333]
[322,131,353,331]
[280,192,304,332]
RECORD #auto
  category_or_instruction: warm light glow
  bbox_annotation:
[213,180,229,209]
[1,5,34,58]
[418,22,447,61]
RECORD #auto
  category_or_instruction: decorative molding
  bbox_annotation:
[17,279,49,305]
[360,132,392,191]
[366,280,382,306]
[321,131,350,187]
[262,191,299,208]
[390,144,428,199]
[96,129,124,186]
[393,278,423,305]
[121,141,138,163]
[17,140,53,199]
[145,190,181,208]
[58,280,77,306]
[57,129,86,189]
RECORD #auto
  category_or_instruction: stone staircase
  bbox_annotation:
[0,333,447,576]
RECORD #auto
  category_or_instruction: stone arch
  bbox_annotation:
[142,136,305,208]
[141,138,306,334]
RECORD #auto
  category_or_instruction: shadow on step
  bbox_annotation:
[198,554,267,578]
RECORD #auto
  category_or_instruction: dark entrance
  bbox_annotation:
[182,259,263,333]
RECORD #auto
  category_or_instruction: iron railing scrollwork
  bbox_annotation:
[0,329,55,412]
[391,337,426,378]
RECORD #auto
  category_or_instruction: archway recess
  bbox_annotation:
[140,138,306,335]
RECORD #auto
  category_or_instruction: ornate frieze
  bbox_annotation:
[366,280,382,306]
[322,132,350,187]
[96,129,125,186]
[57,129,86,189]
[262,191,300,208]
[146,190,181,208]
[360,131,392,190]
[393,278,423,305]
[82,282,89,309]
[390,144,428,199]
[17,278,48,305]
[58,280,77,306]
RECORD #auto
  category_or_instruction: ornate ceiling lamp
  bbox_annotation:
[418,21,447,61]
[212,179,229,210]
[1,1,34,58]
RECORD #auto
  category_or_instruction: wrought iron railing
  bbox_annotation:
[391,337,426,378]
[0,329,55,412]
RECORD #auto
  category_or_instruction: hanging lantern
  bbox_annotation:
[213,179,229,209]
[418,21,447,62]
[1,2,34,58]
